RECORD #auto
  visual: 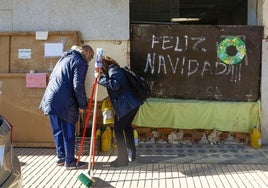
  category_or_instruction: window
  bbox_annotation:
[130,0,247,25]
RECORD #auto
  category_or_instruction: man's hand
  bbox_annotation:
[79,108,85,113]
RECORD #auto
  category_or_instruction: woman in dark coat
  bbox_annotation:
[39,45,94,170]
[98,56,143,167]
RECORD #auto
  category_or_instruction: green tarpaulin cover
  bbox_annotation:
[133,98,261,133]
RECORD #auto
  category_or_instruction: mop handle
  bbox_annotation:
[88,80,99,172]
[77,77,98,163]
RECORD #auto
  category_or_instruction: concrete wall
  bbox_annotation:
[262,40,268,144]
[1,0,268,144]
[261,0,268,144]
[0,0,129,40]
[262,0,268,36]
[0,0,130,100]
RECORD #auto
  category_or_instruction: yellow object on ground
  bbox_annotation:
[101,127,112,152]
[96,128,101,138]
[134,129,138,146]
[112,129,117,148]
[101,98,114,125]
[133,98,261,133]
[250,126,262,148]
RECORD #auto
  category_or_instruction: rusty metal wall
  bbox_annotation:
[130,24,263,102]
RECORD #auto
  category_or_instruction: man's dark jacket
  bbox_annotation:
[39,50,88,124]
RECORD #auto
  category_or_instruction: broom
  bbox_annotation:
[78,48,103,187]
[77,81,99,187]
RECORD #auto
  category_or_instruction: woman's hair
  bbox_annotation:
[101,56,120,74]
[102,56,119,66]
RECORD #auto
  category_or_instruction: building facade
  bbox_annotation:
[1,0,268,144]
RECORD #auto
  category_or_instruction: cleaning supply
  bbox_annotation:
[101,127,112,152]
[77,173,93,187]
[134,129,139,147]
[95,128,102,154]
[101,98,114,125]
[77,75,100,187]
[112,129,117,148]
[250,125,262,149]
[96,128,101,138]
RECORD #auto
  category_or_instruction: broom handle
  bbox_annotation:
[77,77,98,163]
[88,80,99,172]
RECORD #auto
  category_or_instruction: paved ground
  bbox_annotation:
[15,143,268,188]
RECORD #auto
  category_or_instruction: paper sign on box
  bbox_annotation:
[44,43,63,57]
[26,73,47,88]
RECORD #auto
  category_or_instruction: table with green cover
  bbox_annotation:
[133,98,261,133]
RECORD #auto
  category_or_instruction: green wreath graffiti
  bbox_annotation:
[217,36,246,65]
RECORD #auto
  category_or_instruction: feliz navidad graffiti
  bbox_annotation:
[143,34,247,82]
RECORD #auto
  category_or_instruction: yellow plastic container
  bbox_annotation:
[134,129,139,146]
[101,127,112,152]
[101,98,114,125]
[250,126,262,149]
[112,129,117,148]
[96,128,101,138]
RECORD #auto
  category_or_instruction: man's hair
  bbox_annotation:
[71,45,93,53]
[71,45,93,61]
